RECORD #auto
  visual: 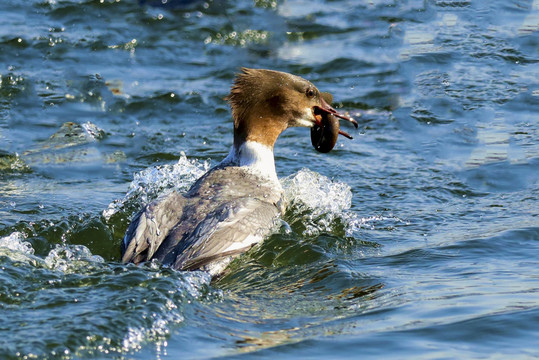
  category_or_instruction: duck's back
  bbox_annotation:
[121,166,283,275]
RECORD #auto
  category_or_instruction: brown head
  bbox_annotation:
[226,68,357,150]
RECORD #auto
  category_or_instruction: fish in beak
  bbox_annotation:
[311,92,358,153]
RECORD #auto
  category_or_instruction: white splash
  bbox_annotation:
[0,232,34,255]
[282,168,353,213]
[103,153,211,220]
[281,169,408,237]
[281,168,353,235]
[44,244,104,273]
[0,232,103,272]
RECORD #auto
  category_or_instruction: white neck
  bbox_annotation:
[220,141,278,182]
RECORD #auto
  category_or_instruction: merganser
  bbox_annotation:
[121,68,357,276]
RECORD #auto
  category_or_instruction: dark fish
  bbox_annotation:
[311,92,355,153]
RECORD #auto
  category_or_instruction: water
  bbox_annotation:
[1,0,538,358]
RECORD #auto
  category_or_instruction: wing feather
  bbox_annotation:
[121,191,186,264]
[122,166,284,275]
[172,197,279,270]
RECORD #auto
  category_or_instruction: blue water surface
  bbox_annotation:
[0,0,538,359]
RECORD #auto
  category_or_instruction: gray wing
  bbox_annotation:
[170,197,279,271]
[121,191,186,264]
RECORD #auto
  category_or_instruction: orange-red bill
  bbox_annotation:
[316,96,358,130]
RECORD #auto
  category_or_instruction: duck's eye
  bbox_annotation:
[306,88,315,98]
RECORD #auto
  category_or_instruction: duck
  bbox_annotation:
[121,68,357,276]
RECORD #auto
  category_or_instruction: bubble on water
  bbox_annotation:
[103,153,211,220]
[181,270,214,298]
[120,302,183,353]
[345,214,409,236]
[81,121,106,140]
[2,152,30,172]
[118,269,214,354]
